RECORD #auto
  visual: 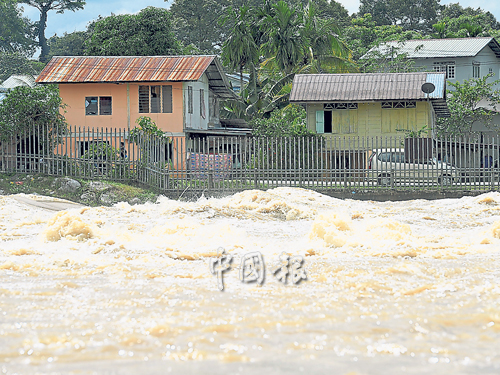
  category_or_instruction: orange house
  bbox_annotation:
[35,55,240,138]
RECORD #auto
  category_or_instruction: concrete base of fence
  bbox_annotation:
[315,189,490,202]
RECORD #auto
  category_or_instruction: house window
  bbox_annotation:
[200,88,206,119]
[473,63,480,78]
[188,86,193,114]
[433,61,455,79]
[99,97,112,115]
[138,85,173,113]
[85,96,112,116]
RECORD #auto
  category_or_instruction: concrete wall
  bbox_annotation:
[58,81,185,135]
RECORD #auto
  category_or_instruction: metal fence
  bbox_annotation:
[1,126,499,197]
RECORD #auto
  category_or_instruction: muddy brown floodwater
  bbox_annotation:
[0,188,499,374]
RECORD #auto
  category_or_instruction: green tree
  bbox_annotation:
[169,0,229,54]
[343,13,423,61]
[260,1,306,74]
[313,0,350,26]
[250,104,315,136]
[439,3,499,30]
[358,0,440,32]
[300,0,351,72]
[436,74,500,136]
[20,0,86,63]
[0,52,44,82]
[0,0,35,56]
[84,7,183,56]
[47,30,87,59]
[0,85,68,144]
[221,6,259,97]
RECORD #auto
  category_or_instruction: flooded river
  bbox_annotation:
[1,188,499,374]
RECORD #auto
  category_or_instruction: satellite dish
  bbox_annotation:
[421,82,435,94]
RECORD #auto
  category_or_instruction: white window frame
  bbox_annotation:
[433,61,455,79]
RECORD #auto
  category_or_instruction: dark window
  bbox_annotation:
[151,86,161,113]
[324,110,332,133]
[200,88,206,119]
[99,97,112,115]
[85,97,98,115]
[162,85,172,113]
[188,86,193,114]
[139,86,149,113]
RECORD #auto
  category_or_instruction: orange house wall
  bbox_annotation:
[58,82,185,133]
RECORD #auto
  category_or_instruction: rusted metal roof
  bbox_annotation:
[36,56,214,83]
[364,37,500,59]
[36,55,237,99]
[290,72,449,117]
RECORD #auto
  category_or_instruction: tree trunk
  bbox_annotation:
[38,7,49,63]
[239,66,244,98]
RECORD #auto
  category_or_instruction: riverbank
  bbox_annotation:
[0,173,159,206]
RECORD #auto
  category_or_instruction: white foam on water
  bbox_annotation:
[1,189,500,373]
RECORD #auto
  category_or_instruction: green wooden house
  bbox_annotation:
[289,72,450,140]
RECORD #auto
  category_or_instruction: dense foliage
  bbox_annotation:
[250,104,315,136]
[0,85,68,145]
[0,51,44,82]
[436,74,500,136]
[84,7,183,56]
[0,0,35,56]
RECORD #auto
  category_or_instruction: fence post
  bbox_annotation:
[390,168,395,189]
[208,171,214,191]
[299,167,302,188]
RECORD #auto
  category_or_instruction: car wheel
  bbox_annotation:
[439,174,453,185]
[378,174,391,186]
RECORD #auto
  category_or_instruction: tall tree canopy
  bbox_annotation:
[169,0,230,54]
[84,7,183,56]
[0,0,35,56]
[20,0,86,63]
[47,30,88,60]
[358,0,440,32]
[0,52,44,82]
[0,84,67,144]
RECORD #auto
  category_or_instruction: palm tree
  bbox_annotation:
[221,6,259,97]
[300,1,351,73]
[260,1,305,74]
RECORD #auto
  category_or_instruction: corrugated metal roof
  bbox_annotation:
[36,55,217,83]
[290,72,449,117]
[364,37,500,59]
[36,55,237,99]
[290,73,446,101]
[424,73,445,99]
[1,75,37,89]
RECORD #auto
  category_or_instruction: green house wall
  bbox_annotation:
[306,101,433,141]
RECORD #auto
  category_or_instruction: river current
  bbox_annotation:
[0,188,499,374]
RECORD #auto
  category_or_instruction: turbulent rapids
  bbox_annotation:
[0,188,499,374]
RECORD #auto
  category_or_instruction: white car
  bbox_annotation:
[367,149,459,186]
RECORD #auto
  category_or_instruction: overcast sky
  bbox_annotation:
[19,0,500,42]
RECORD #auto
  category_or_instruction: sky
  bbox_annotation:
[19,0,500,45]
